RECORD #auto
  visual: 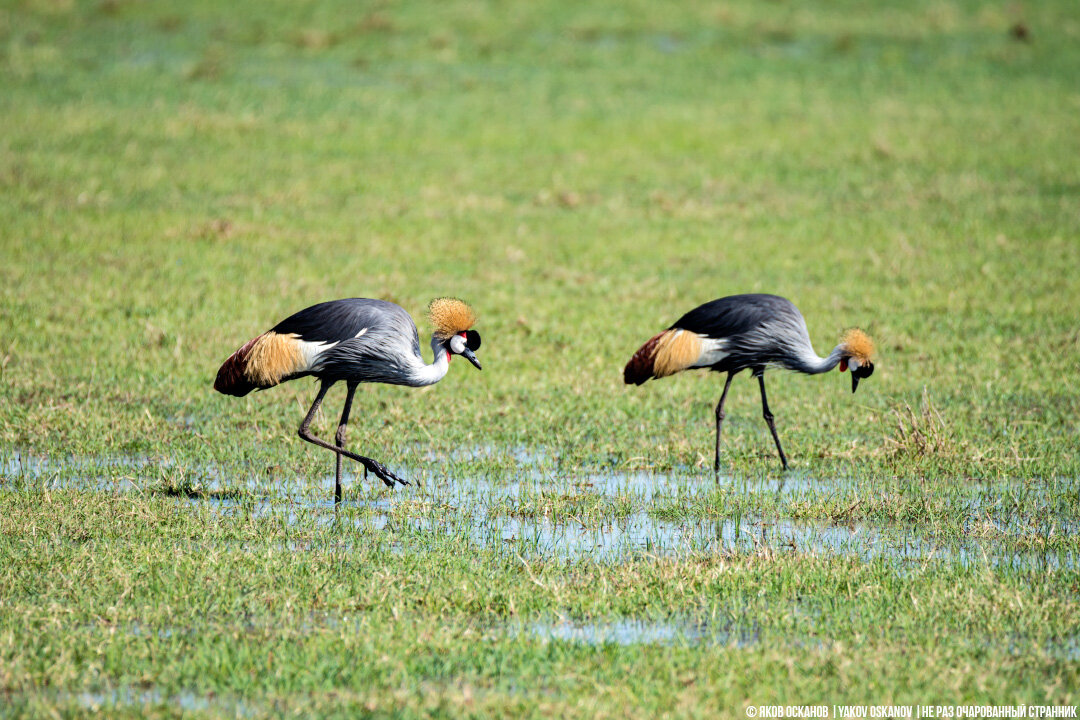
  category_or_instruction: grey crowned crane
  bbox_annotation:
[624,293,874,472]
[214,297,482,502]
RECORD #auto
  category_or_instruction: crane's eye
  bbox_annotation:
[449,334,467,354]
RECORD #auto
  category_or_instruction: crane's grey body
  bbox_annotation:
[675,294,841,376]
[272,299,443,387]
[215,297,482,502]
[625,293,874,474]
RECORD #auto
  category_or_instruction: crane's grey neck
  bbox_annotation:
[788,343,846,375]
[406,335,451,386]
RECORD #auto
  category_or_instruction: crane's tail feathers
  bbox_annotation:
[214,332,307,397]
[624,329,705,385]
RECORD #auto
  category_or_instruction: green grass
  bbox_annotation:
[2,0,1079,716]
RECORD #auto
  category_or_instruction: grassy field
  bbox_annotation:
[2,0,1079,716]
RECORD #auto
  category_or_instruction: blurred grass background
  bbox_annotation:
[1,0,1078,475]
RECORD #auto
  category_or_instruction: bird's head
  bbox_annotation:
[837,328,875,393]
[428,297,482,370]
[446,330,482,369]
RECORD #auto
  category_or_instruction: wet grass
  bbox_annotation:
[3,0,1080,715]
[3,457,1079,715]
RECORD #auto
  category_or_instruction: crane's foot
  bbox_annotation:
[361,458,409,488]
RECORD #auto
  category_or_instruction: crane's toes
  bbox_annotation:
[364,459,408,489]
[386,468,410,487]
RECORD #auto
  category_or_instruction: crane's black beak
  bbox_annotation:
[851,362,873,393]
[462,347,482,370]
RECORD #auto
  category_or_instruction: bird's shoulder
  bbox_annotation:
[270,298,415,344]
[671,294,799,338]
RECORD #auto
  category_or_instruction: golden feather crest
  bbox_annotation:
[841,328,875,364]
[427,297,477,339]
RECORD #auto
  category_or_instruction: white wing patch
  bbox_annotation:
[692,337,729,368]
[301,329,366,372]
[298,339,339,367]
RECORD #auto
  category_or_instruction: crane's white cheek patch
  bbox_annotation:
[449,334,466,354]
[848,357,861,372]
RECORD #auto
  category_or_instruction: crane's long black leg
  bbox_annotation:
[298,380,331,442]
[333,381,359,505]
[298,381,408,490]
[755,370,789,471]
[713,372,736,479]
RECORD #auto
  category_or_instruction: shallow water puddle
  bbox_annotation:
[71,687,253,716]
[189,491,1078,571]
[1,453,143,491]
[515,618,711,646]
[5,452,1077,570]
